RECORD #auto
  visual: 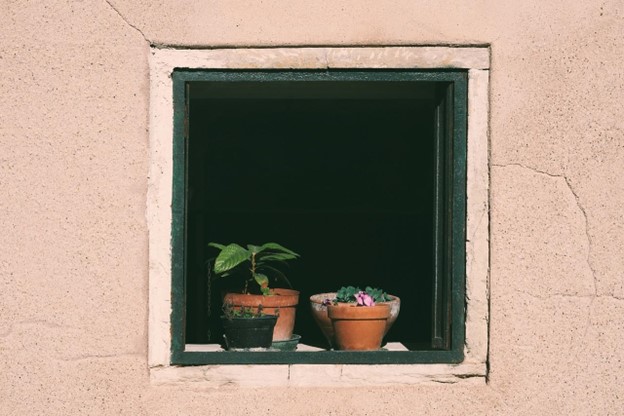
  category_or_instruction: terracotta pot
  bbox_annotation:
[309,292,400,348]
[223,288,299,341]
[327,304,391,351]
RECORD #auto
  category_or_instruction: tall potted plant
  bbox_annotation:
[209,242,300,342]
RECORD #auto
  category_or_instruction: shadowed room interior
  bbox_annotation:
[184,80,439,349]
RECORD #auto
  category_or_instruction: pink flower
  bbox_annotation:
[355,291,375,306]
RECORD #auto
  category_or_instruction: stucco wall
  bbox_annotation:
[1,1,623,415]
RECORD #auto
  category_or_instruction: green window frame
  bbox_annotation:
[170,69,467,365]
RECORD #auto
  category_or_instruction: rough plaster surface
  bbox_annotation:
[1,0,623,414]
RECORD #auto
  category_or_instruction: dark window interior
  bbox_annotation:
[185,81,440,349]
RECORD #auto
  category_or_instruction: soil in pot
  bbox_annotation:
[327,304,390,351]
[221,314,278,350]
[223,288,299,341]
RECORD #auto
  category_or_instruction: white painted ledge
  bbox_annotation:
[149,46,489,71]
[151,362,485,387]
[148,46,490,387]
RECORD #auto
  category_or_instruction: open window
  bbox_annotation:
[169,69,467,365]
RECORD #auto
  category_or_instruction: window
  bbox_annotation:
[148,47,489,382]
[170,69,466,365]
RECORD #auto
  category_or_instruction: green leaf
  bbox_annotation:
[213,244,250,274]
[363,286,389,302]
[247,244,262,254]
[257,253,298,262]
[336,286,360,303]
[259,242,299,257]
[254,273,269,289]
[208,242,227,250]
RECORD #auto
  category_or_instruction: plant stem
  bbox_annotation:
[243,251,257,294]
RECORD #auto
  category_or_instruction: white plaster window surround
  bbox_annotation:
[148,46,490,387]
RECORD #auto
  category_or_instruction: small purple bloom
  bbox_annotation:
[322,298,333,306]
[355,291,375,306]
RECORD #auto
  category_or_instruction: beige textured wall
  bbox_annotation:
[1,1,622,414]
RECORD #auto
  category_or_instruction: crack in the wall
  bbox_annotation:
[455,373,486,379]
[0,320,64,340]
[562,175,598,297]
[493,163,598,297]
[468,209,487,243]
[577,296,596,359]
[104,0,149,43]
[430,379,458,384]
[510,288,623,302]
[55,353,144,362]
[0,322,144,363]
[512,289,594,300]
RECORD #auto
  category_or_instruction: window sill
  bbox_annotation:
[150,343,486,387]
[151,362,486,388]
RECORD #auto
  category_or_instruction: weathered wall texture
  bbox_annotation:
[1,1,622,414]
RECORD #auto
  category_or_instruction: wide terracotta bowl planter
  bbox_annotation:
[223,288,299,341]
[327,304,390,351]
[309,292,400,349]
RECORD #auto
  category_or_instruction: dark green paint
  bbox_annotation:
[173,350,464,365]
[170,69,467,365]
[170,71,187,357]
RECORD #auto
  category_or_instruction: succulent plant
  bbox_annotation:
[333,286,390,306]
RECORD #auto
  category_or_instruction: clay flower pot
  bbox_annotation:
[310,292,400,348]
[223,288,299,341]
[327,304,391,351]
